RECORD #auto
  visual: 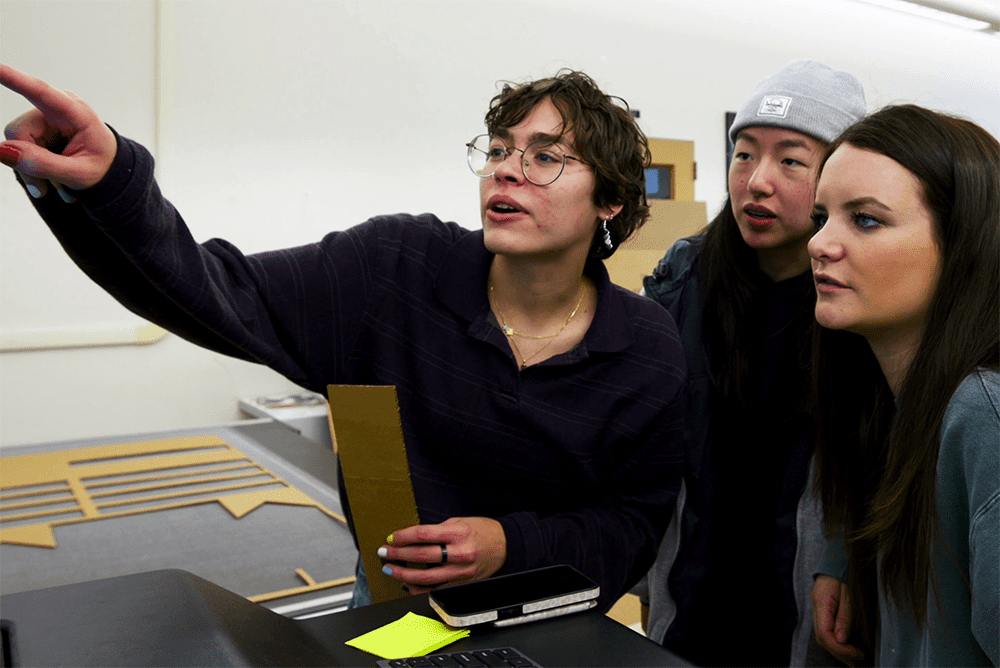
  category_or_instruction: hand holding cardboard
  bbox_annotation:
[379,516,507,594]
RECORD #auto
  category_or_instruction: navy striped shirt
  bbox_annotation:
[33,133,686,610]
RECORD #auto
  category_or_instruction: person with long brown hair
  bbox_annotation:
[809,104,999,665]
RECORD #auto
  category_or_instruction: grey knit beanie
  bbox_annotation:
[729,59,866,144]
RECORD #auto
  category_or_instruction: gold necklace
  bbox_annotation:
[489,280,587,369]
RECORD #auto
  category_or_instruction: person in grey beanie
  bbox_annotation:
[636,60,866,666]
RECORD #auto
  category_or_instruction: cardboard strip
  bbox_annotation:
[327,385,419,603]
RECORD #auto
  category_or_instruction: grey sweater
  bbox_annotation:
[818,369,999,666]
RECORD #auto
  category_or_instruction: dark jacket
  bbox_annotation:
[636,236,826,665]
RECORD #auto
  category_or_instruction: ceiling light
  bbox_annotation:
[854,0,999,31]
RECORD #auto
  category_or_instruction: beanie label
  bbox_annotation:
[757,95,792,118]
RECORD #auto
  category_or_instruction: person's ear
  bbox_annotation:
[602,204,623,221]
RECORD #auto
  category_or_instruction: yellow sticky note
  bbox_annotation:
[345,611,470,660]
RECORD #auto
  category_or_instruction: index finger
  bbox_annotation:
[387,523,463,546]
[1,63,84,136]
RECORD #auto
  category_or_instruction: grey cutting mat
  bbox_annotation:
[0,421,359,615]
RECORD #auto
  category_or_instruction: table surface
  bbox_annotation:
[0,569,692,667]
[297,589,692,667]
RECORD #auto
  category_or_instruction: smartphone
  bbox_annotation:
[428,564,600,627]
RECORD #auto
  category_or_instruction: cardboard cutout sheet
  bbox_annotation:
[0,435,352,603]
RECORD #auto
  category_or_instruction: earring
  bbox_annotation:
[602,218,614,250]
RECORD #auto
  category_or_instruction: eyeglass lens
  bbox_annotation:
[467,135,567,186]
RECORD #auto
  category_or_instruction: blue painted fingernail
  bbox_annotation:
[382,565,392,576]
[56,186,76,204]
[26,184,42,199]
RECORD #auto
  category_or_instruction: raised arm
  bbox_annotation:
[1,63,374,392]
[0,63,116,197]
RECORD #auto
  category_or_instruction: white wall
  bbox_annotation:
[2,0,998,446]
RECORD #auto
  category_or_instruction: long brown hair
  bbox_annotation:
[812,105,1000,651]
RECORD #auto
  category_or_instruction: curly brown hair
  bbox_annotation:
[483,70,651,259]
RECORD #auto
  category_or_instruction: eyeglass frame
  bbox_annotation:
[465,133,587,186]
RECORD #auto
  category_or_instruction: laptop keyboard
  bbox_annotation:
[377,646,542,667]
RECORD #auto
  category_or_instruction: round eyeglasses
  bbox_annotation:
[466,134,585,186]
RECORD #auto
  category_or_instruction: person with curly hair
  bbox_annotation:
[0,64,685,611]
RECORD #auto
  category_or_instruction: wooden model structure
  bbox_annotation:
[604,137,708,293]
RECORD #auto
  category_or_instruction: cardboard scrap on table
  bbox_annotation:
[327,385,420,604]
[345,611,469,659]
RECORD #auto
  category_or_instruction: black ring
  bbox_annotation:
[439,544,448,565]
